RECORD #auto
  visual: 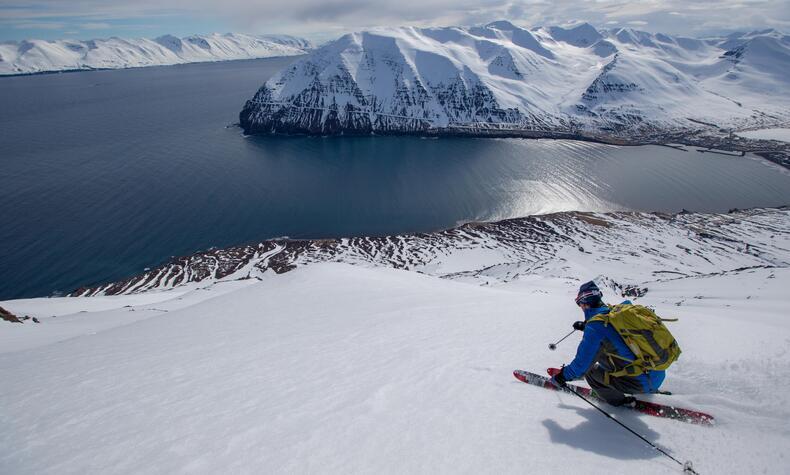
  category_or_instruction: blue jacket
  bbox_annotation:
[561,303,665,393]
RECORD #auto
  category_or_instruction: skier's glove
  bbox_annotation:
[550,369,568,388]
[573,321,586,331]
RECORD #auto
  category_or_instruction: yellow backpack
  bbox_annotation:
[588,303,681,382]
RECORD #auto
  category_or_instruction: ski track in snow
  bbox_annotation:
[1,208,790,474]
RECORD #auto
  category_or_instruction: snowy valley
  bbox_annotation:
[2,207,789,473]
[0,33,311,75]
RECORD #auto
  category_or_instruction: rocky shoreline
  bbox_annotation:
[238,121,790,170]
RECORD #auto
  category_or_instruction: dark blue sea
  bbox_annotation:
[2,57,790,299]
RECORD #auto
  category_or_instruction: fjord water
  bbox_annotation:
[1,59,789,299]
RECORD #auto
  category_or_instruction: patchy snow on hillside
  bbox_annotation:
[0,33,311,75]
[2,208,790,474]
[71,207,790,298]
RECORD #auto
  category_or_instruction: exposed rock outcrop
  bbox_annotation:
[73,207,790,297]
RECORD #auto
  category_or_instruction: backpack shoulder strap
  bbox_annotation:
[587,303,625,325]
[587,314,608,325]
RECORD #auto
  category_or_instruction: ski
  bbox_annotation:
[513,369,715,425]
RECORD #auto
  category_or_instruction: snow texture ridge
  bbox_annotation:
[239,23,790,138]
[0,33,312,75]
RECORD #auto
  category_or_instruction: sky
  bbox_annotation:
[1,0,788,42]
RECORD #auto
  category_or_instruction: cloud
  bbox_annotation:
[79,22,112,29]
[0,0,788,39]
[13,21,66,30]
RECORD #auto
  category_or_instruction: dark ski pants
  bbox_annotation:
[585,365,644,406]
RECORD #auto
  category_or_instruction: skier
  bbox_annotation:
[549,281,666,406]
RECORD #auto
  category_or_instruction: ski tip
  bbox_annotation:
[696,414,716,426]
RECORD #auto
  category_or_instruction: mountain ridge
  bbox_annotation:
[71,206,790,297]
[0,33,312,75]
[239,22,790,143]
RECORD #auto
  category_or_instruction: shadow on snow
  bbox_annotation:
[542,404,668,461]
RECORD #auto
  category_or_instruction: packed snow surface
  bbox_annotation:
[240,23,790,135]
[0,33,311,75]
[737,128,790,142]
[2,208,789,473]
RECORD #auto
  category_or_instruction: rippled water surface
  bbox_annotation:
[2,58,789,299]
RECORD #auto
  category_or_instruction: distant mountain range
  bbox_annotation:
[0,33,312,75]
[239,22,790,139]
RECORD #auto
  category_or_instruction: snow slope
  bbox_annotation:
[2,207,790,473]
[0,33,311,75]
[737,128,790,142]
[240,22,790,136]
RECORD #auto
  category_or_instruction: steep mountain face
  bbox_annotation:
[73,207,790,297]
[240,22,790,137]
[0,33,311,75]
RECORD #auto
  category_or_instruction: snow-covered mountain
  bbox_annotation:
[2,207,790,473]
[239,22,790,138]
[0,33,312,75]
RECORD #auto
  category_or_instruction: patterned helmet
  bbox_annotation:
[575,281,603,306]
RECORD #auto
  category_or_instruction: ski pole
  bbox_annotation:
[548,329,576,351]
[564,385,698,474]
